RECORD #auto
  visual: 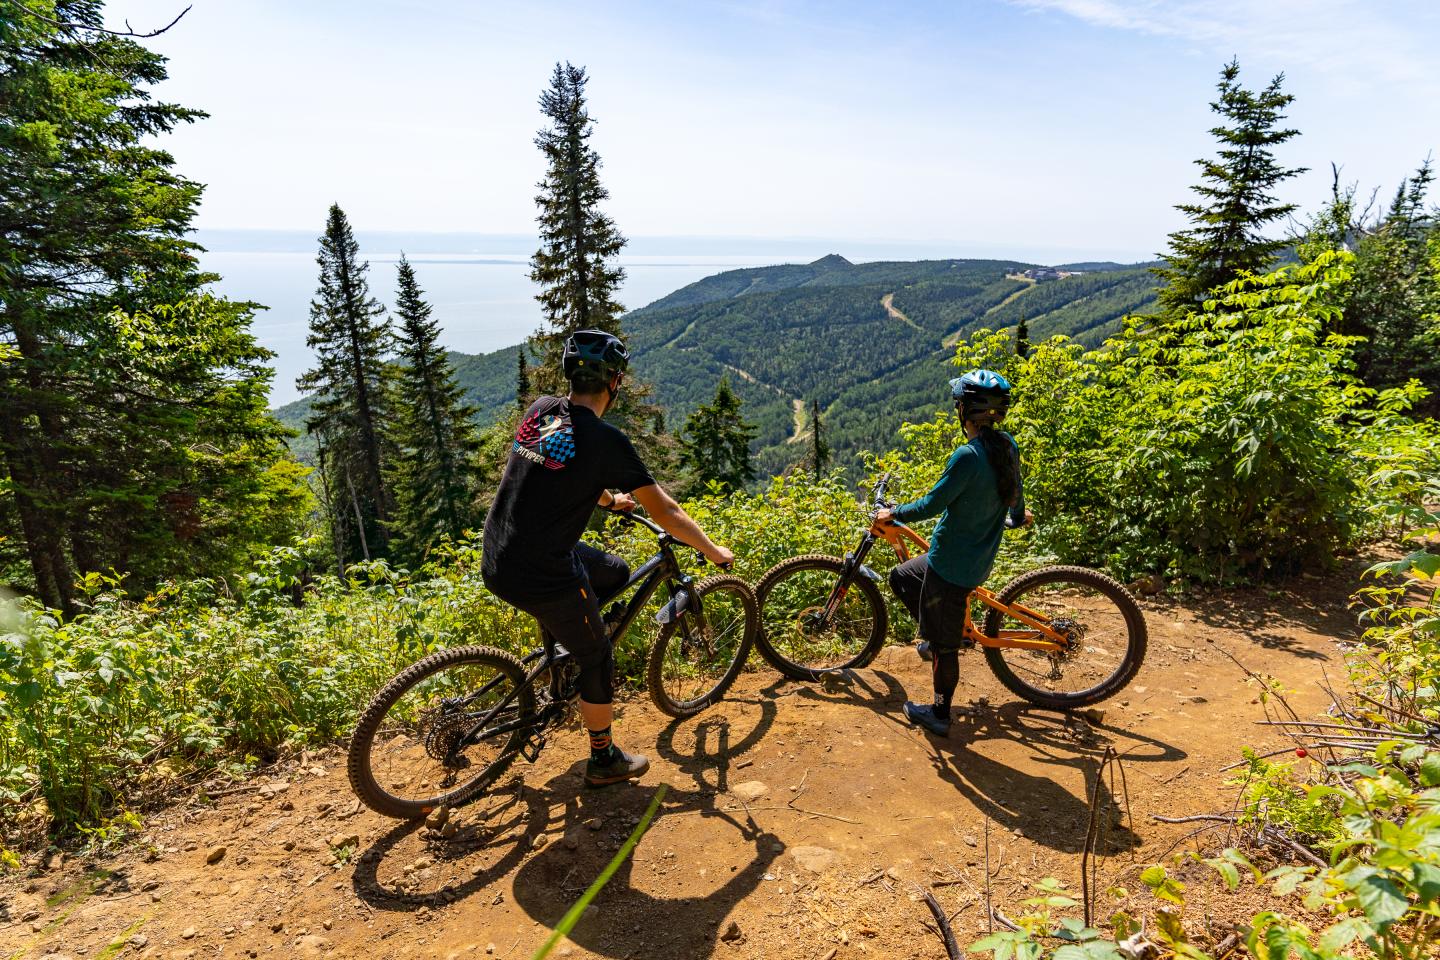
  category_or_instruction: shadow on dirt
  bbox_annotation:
[790,666,1185,855]
[1149,556,1372,661]
[350,778,548,911]
[511,692,786,959]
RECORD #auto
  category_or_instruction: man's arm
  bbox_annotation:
[631,484,734,566]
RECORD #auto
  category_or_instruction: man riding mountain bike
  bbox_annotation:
[875,369,1033,737]
[480,330,735,787]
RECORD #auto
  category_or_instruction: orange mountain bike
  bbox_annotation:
[754,472,1147,709]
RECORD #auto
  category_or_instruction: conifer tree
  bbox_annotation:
[1153,60,1305,317]
[528,61,628,392]
[387,256,484,561]
[1015,316,1030,357]
[1,2,306,612]
[524,62,669,460]
[515,345,531,410]
[805,399,830,476]
[677,378,757,496]
[297,205,393,564]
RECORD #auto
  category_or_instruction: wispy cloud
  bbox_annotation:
[1007,0,1440,94]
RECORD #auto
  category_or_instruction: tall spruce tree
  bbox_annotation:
[386,256,484,561]
[0,2,306,612]
[805,399,831,476]
[297,205,393,565]
[528,61,628,391]
[1153,60,1305,317]
[524,61,670,462]
[515,345,531,410]
[1015,315,1030,357]
[677,378,757,496]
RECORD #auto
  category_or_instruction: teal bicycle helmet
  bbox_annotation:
[949,369,1012,417]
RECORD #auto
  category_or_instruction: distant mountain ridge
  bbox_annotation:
[274,255,1157,476]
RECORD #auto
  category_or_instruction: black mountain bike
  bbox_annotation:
[348,513,758,819]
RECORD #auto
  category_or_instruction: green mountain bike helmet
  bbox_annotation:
[563,329,630,384]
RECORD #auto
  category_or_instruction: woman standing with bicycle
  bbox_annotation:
[875,369,1032,737]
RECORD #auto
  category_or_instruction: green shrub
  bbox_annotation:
[936,252,1440,583]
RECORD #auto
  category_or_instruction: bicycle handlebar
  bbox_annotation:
[611,510,732,570]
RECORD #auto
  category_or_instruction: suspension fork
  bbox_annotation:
[820,533,877,621]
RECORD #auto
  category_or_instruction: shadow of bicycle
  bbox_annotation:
[785,663,1186,855]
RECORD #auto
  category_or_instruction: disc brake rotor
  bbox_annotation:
[1041,617,1086,679]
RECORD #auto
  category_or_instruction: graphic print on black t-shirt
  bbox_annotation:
[514,407,577,470]
[481,396,655,603]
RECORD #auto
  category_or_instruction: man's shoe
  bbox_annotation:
[585,748,650,788]
[916,640,933,662]
[903,701,951,737]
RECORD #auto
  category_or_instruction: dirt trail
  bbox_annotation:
[879,294,922,333]
[1,566,1365,960]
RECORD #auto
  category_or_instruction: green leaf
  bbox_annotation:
[1318,917,1369,953]
[1351,873,1409,929]
[1205,858,1241,891]
[1420,753,1440,788]
[1412,862,1440,904]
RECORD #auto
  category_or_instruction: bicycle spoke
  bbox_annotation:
[990,581,1133,697]
[364,659,524,807]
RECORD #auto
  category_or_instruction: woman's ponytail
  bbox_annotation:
[974,423,1019,507]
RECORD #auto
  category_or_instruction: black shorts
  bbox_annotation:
[483,543,630,705]
[887,555,974,650]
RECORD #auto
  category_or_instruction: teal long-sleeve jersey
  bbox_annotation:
[891,432,1025,588]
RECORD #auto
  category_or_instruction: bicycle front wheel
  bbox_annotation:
[348,645,533,819]
[647,574,758,718]
[755,554,888,682]
[981,565,1147,709]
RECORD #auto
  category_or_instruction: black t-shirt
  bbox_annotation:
[481,396,654,601]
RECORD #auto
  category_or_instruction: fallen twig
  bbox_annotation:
[923,890,962,960]
[991,906,1020,931]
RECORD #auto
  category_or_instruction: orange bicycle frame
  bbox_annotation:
[869,518,1066,653]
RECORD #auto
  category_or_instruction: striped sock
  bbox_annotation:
[589,726,617,763]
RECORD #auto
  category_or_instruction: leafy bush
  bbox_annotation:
[0,474,899,838]
[937,252,1440,582]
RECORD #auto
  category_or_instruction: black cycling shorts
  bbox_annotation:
[484,543,630,705]
[887,555,974,650]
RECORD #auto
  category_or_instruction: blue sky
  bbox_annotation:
[113,0,1439,262]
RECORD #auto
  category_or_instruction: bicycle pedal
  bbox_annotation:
[520,730,546,763]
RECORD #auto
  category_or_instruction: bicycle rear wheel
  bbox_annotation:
[981,565,1147,709]
[647,574,758,718]
[348,645,533,819]
[755,554,888,682]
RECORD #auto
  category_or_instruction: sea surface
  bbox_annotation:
[199,241,802,407]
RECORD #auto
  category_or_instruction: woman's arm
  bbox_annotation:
[892,448,974,524]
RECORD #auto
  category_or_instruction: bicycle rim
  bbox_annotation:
[982,566,1146,708]
[350,647,532,817]
[649,576,755,717]
[758,556,885,678]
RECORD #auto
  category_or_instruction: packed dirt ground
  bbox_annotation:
[1,563,1367,960]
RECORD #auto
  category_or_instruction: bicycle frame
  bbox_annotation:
[822,472,1069,655]
[450,513,700,756]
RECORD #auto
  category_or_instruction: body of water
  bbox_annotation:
[201,245,799,406]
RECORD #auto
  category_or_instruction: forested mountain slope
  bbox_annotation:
[274,256,1157,476]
